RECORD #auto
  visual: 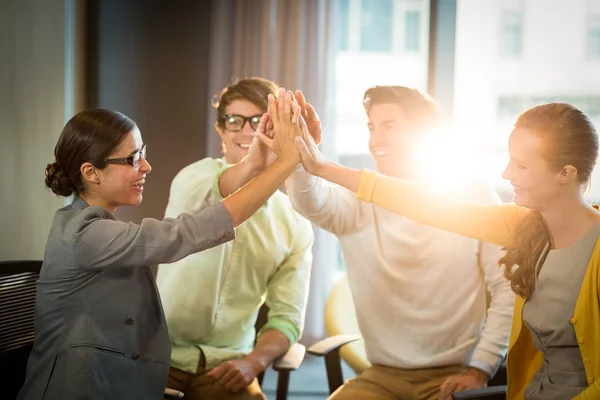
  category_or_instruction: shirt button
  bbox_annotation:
[584,358,590,364]
[588,377,594,384]
[132,352,141,360]
[570,317,577,324]
[125,317,134,325]
[578,337,585,344]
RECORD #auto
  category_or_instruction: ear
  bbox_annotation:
[557,165,578,185]
[215,122,224,138]
[80,162,100,185]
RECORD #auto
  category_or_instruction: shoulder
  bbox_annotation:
[49,204,118,252]
[171,158,224,187]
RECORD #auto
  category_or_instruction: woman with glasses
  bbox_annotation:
[18,95,301,400]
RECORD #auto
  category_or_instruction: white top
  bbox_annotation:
[286,167,515,375]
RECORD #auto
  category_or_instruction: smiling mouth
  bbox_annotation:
[374,150,388,157]
[237,143,251,150]
[132,178,145,189]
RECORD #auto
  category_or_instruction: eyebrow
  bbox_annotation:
[226,113,263,117]
[126,144,144,157]
[368,119,397,128]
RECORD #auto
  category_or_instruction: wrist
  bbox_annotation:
[465,367,490,385]
[276,153,301,169]
[244,354,267,373]
[241,156,265,176]
[316,160,336,179]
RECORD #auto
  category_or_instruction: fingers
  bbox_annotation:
[305,102,319,123]
[291,103,301,125]
[265,118,274,138]
[313,120,322,145]
[227,376,247,392]
[295,90,311,121]
[282,90,292,121]
[207,365,226,381]
[294,90,307,110]
[295,136,313,163]
[218,367,239,386]
[299,113,308,133]
[255,113,268,136]
[268,94,278,124]
[438,379,458,400]
[254,131,276,152]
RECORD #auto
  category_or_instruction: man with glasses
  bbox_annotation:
[156,78,313,400]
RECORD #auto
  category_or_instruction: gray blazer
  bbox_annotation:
[17,196,235,400]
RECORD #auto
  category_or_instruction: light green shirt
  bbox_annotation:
[156,158,313,372]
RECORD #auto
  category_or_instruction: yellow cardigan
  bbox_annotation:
[356,170,600,400]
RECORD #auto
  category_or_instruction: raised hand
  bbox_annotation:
[294,90,322,145]
[245,113,277,171]
[295,122,328,176]
[255,88,302,165]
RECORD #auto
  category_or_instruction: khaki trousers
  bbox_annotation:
[166,352,266,400]
[329,364,467,400]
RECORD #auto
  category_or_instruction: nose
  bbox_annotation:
[140,156,152,173]
[501,163,511,181]
[368,132,381,149]
[240,121,255,136]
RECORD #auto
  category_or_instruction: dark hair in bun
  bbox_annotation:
[45,161,78,196]
[45,108,136,197]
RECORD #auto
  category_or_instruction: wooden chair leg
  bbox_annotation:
[257,370,265,387]
[276,370,290,400]
[324,349,344,394]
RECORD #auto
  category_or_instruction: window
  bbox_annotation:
[405,10,421,51]
[454,0,600,199]
[500,10,523,58]
[333,0,430,156]
[588,15,600,59]
[330,0,430,273]
[338,0,350,51]
[360,0,394,52]
[499,96,600,119]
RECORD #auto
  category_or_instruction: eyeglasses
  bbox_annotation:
[221,114,262,132]
[105,144,147,167]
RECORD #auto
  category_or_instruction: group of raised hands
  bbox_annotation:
[246,87,327,175]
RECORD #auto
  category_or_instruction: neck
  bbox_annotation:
[79,192,117,214]
[540,190,598,248]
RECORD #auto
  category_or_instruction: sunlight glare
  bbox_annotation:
[416,130,493,188]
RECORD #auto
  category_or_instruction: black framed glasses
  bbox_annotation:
[105,144,147,167]
[221,114,262,132]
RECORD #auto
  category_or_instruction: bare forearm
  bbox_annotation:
[219,160,261,198]
[316,161,362,193]
[222,159,296,227]
[246,329,290,371]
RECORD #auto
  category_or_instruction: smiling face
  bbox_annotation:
[367,102,424,177]
[502,127,568,209]
[217,99,264,164]
[88,127,152,212]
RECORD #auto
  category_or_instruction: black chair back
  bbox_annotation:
[0,260,43,399]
